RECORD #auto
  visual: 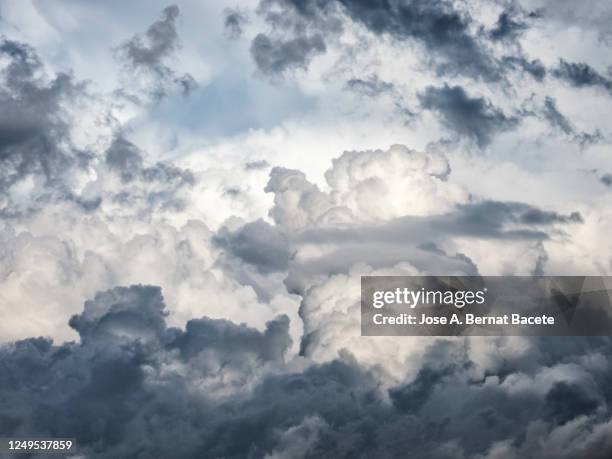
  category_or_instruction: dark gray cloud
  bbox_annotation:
[224,186,241,197]
[68,285,169,345]
[174,313,291,363]
[245,159,271,170]
[0,40,75,189]
[544,381,599,425]
[457,200,583,227]
[117,5,180,77]
[174,73,197,96]
[543,97,573,135]
[248,0,338,76]
[601,174,612,187]
[213,218,293,303]
[253,0,503,81]
[214,219,290,273]
[2,287,612,458]
[105,136,145,182]
[345,75,394,97]
[489,11,528,42]
[115,5,196,99]
[0,285,294,458]
[224,8,249,39]
[105,135,195,211]
[388,360,457,413]
[283,199,581,295]
[105,136,194,185]
[0,38,94,216]
[335,0,501,80]
[503,56,546,81]
[419,84,519,147]
[345,75,415,119]
[552,59,612,94]
[250,33,326,75]
[0,12,198,219]
[542,97,602,146]
[534,0,612,41]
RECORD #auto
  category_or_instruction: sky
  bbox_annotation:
[1,0,612,457]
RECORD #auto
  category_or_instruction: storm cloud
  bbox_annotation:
[1,1,612,458]
[419,84,519,147]
[2,285,612,458]
[0,285,293,458]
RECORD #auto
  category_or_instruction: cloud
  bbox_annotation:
[489,11,529,42]
[552,59,612,95]
[1,2,612,457]
[247,0,346,77]
[117,5,180,76]
[264,166,339,231]
[253,0,502,81]
[224,8,249,39]
[284,200,581,361]
[0,211,298,344]
[257,145,584,300]
[265,145,468,230]
[250,33,326,76]
[0,17,197,220]
[0,38,90,216]
[542,96,602,146]
[69,284,169,345]
[543,97,574,135]
[0,285,295,457]
[104,135,195,211]
[0,33,291,345]
[543,381,599,425]
[322,144,466,219]
[245,159,271,170]
[214,219,290,273]
[335,0,502,80]
[256,147,585,370]
[345,75,395,97]
[419,84,519,147]
[528,0,612,40]
[105,136,145,183]
[458,200,583,226]
[264,415,327,458]
[115,5,196,100]
[2,285,612,458]
[503,56,546,81]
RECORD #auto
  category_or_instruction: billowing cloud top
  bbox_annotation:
[1,0,612,457]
